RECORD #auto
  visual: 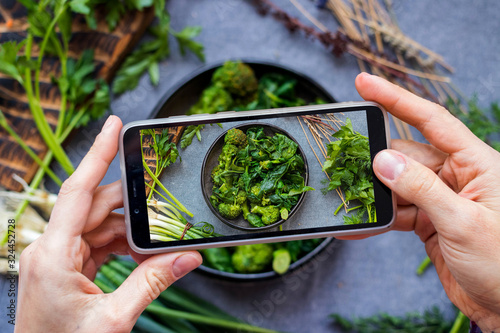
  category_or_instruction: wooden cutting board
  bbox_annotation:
[0,1,155,191]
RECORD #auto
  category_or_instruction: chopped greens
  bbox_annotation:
[181,60,323,148]
[209,127,314,227]
[201,238,323,274]
[322,119,376,224]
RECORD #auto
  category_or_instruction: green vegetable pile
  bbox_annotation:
[209,127,314,228]
[180,60,322,148]
[322,119,376,224]
[96,257,278,333]
[201,239,323,274]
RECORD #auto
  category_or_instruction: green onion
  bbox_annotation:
[143,160,193,217]
[0,111,62,186]
[416,256,432,275]
[96,259,278,333]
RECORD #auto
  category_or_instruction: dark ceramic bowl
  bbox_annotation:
[150,59,336,118]
[201,122,309,231]
[149,59,337,280]
[198,237,335,281]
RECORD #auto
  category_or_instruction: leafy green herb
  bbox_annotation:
[180,125,205,149]
[200,239,323,274]
[322,118,376,224]
[112,10,204,94]
[210,127,314,227]
[239,73,306,110]
[173,26,205,61]
[141,128,180,200]
[331,306,454,333]
[448,98,500,151]
[181,61,324,146]
[0,41,27,83]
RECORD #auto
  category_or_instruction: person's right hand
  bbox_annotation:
[356,73,500,330]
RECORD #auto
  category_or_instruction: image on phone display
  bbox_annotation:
[139,110,381,246]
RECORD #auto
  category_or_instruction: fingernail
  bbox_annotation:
[375,151,406,181]
[172,254,200,278]
[102,116,114,133]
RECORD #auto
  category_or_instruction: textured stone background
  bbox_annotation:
[2,0,500,332]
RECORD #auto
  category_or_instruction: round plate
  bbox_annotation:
[150,59,336,118]
[201,122,310,231]
[149,59,337,280]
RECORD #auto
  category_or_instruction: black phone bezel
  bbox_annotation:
[122,105,393,249]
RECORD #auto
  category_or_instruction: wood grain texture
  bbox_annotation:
[0,2,155,191]
[142,126,184,197]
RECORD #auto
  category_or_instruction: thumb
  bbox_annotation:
[373,149,470,233]
[108,251,202,323]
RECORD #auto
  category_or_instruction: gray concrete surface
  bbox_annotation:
[2,0,500,332]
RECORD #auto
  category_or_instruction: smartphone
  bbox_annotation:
[119,102,396,254]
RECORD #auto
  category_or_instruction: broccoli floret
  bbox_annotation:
[225,128,248,147]
[187,85,233,115]
[218,143,239,172]
[222,143,239,158]
[211,165,223,186]
[247,183,262,204]
[261,196,271,206]
[250,184,261,196]
[251,205,280,225]
[218,203,242,219]
[220,144,239,163]
[232,244,274,273]
[236,190,247,205]
[212,61,258,97]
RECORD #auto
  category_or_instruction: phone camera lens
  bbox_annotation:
[134,208,140,214]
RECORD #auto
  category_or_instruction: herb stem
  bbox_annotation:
[143,160,193,217]
[0,107,86,246]
[147,303,278,333]
[416,256,432,275]
[24,66,75,176]
[449,312,467,333]
[334,202,344,215]
[34,3,68,102]
[0,110,62,186]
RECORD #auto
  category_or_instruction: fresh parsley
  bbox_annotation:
[141,128,180,200]
[322,118,376,224]
[180,125,205,149]
[448,98,500,152]
[112,8,204,94]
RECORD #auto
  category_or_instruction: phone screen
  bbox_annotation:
[122,105,394,250]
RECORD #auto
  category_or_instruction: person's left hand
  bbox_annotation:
[15,116,202,332]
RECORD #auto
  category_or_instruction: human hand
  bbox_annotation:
[353,73,500,330]
[15,116,202,332]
